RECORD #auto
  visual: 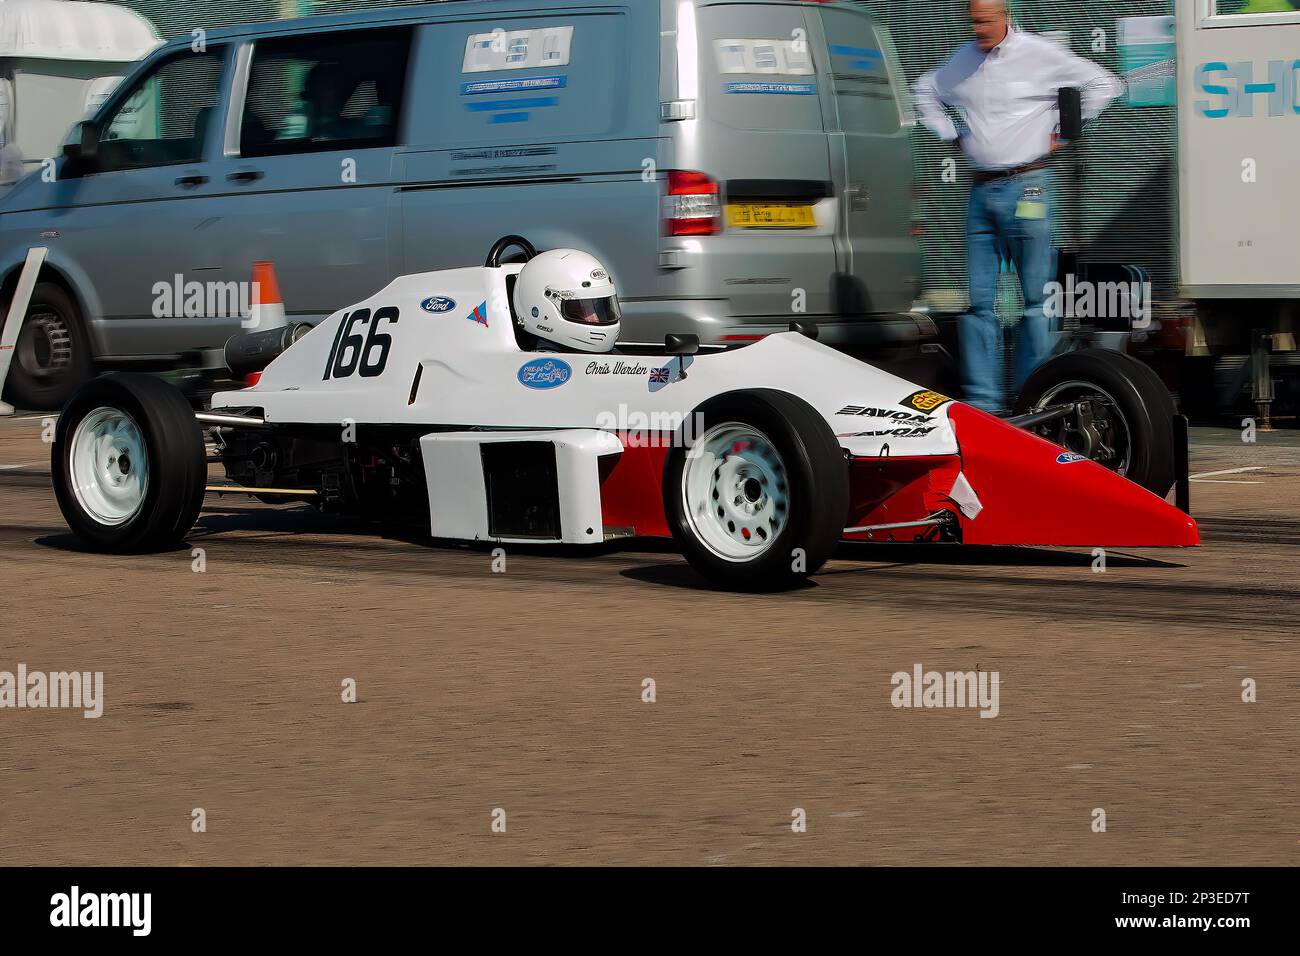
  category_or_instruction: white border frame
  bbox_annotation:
[1199,0,1300,29]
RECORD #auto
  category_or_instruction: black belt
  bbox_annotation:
[973,160,1050,185]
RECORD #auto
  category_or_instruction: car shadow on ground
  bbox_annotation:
[191,505,399,539]
[832,541,1184,569]
[186,506,690,559]
[34,500,1184,591]
[619,562,815,593]
[34,533,194,555]
[621,544,1182,593]
[33,503,424,555]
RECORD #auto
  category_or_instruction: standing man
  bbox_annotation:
[914,0,1123,414]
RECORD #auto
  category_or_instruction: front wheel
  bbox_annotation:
[52,373,207,552]
[663,389,849,591]
[1014,348,1177,498]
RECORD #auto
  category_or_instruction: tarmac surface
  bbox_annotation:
[0,413,1295,865]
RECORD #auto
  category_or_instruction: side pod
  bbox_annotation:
[948,405,1200,548]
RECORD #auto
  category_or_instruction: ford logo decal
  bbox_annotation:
[1057,452,1088,464]
[518,358,572,390]
[421,296,456,314]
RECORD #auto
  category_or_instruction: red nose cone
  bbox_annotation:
[949,404,1199,548]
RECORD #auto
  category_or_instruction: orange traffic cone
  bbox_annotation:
[240,261,287,387]
[248,261,286,333]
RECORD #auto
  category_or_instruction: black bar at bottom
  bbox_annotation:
[1,866,1280,941]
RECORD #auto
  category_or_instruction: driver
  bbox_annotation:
[512,249,621,353]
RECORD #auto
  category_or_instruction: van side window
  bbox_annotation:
[240,27,412,156]
[98,50,226,172]
[1213,0,1299,13]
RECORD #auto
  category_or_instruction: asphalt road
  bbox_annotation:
[0,414,1295,865]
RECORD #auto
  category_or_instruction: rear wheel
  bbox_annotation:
[664,389,848,591]
[1014,348,1177,497]
[2,282,94,411]
[53,373,207,551]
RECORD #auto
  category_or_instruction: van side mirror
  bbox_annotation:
[665,333,699,355]
[1057,87,1083,142]
[62,120,100,167]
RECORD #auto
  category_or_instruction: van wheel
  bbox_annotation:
[664,389,849,591]
[52,373,207,552]
[2,282,94,411]
[1014,348,1177,498]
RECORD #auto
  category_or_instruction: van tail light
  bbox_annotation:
[663,170,721,236]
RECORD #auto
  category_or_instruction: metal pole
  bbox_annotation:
[0,246,49,416]
[1252,328,1273,431]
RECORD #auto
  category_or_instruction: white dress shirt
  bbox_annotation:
[913,27,1123,171]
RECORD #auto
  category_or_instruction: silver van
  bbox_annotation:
[0,0,924,409]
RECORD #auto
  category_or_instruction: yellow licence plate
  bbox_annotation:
[726,203,817,229]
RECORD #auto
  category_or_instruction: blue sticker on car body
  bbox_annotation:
[1057,452,1089,464]
[518,358,572,389]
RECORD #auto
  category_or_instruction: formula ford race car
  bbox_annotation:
[50,239,1199,591]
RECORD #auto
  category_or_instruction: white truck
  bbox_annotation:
[1177,0,1300,425]
[0,0,159,186]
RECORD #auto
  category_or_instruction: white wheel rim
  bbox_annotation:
[69,406,149,526]
[682,422,789,562]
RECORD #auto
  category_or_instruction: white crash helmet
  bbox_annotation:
[513,249,621,353]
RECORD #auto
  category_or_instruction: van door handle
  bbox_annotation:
[227,170,265,183]
[175,174,209,188]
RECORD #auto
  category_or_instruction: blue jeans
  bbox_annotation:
[961,169,1057,414]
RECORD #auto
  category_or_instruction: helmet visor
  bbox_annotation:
[560,295,621,327]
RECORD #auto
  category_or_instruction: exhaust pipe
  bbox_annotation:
[196,411,269,430]
[224,323,312,378]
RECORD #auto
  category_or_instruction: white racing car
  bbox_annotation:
[51,238,1198,591]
